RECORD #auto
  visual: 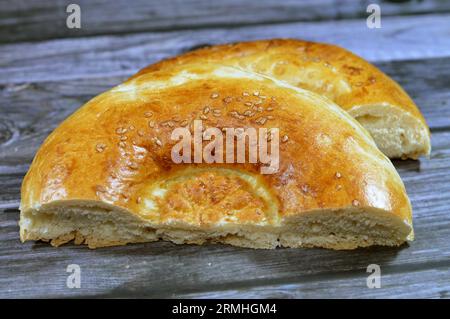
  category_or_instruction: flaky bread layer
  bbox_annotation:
[20,201,411,250]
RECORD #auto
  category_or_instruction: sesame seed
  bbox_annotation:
[137,129,145,136]
[152,137,163,147]
[336,185,342,191]
[180,120,189,127]
[282,135,289,143]
[120,135,128,141]
[266,107,274,112]
[144,111,153,118]
[148,121,155,128]
[242,91,249,96]
[210,92,219,99]
[129,125,135,130]
[118,141,127,148]
[203,106,210,114]
[255,117,267,125]
[128,163,139,170]
[301,184,309,194]
[116,127,127,134]
[244,102,253,107]
[335,172,342,179]
[136,197,142,204]
[95,143,106,153]
[200,114,208,120]
[95,185,107,193]
[267,115,274,120]
[223,96,233,103]
[352,199,360,207]
[253,91,260,96]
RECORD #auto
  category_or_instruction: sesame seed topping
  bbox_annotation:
[116,127,127,134]
[148,121,155,128]
[267,115,274,120]
[136,197,142,204]
[144,111,153,118]
[118,141,127,148]
[120,135,128,141]
[266,107,274,112]
[335,172,342,179]
[152,137,163,147]
[180,120,189,127]
[255,116,267,125]
[243,110,254,117]
[95,185,107,193]
[203,106,210,114]
[282,135,289,143]
[210,92,219,99]
[301,184,309,194]
[129,125,135,130]
[253,91,260,96]
[242,91,249,96]
[352,199,360,207]
[128,163,139,170]
[223,96,233,104]
[200,114,208,120]
[96,143,106,153]
[244,102,253,107]
[137,129,145,136]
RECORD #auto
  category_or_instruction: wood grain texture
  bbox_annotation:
[1,13,450,85]
[1,0,450,43]
[0,130,449,298]
[0,1,449,299]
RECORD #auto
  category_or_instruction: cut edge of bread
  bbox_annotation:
[20,201,412,250]
[348,103,431,159]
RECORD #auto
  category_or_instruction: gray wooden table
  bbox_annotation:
[1,0,449,298]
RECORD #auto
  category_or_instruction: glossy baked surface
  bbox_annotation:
[21,64,412,232]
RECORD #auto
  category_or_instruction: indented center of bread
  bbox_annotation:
[135,167,279,227]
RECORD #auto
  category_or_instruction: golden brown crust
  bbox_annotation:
[20,63,413,249]
[132,39,430,158]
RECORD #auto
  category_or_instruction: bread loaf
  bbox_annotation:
[135,39,430,159]
[20,61,413,249]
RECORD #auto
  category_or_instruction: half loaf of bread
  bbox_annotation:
[135,39,430,159]
[20,62,413,249]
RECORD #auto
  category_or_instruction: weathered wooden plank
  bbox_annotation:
[178,268,450,298]
[1,0,450,43]
[1,13,450,84]
[1,131,449,298]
